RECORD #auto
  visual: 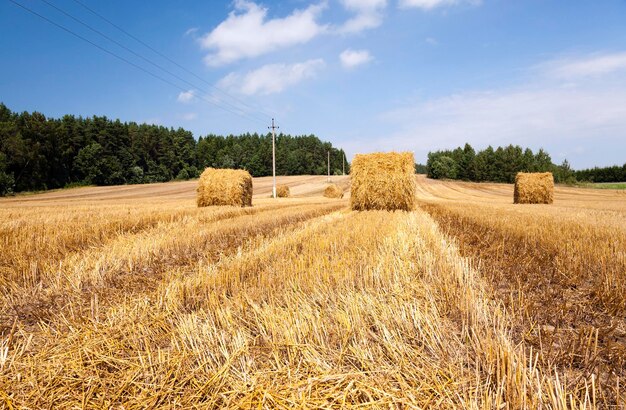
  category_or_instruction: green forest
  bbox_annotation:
[0,104,348,195]
[574,165,626,183]
[426,143,626,184]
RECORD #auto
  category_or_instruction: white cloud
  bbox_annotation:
[218,59,325,95]
[340,49,372,69]
[399,0,481,10]
[339,13,383,33]
[383,86,626,148]
[338,0,387,33]
[542,52,626,79]
[425,37,438,46]
[199,1,327,66]
[342,0,387,9]
[177,90,196,103]
[373,52,626,168]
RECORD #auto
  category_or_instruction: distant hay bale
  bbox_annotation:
[350,152,417,211]
[514,172,554,204]
[197,168,252,207]
[276,184,290,198]
[324,183,344,199]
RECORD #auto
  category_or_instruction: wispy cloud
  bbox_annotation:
[177,90,195,103]
[338,0,387,34]
[372,52,626,167]
[340,49,373,69]
[184,27,199,37]
[541,52,626,79]
[399,0,481,10]
[218,59,326,95]
[199,1,327,66]
[383,86,626,148]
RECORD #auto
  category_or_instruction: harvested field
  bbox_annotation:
[0,174,624,408]
[0,175,351,205]
[416,174,626,407]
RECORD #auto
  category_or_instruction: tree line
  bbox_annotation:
[574,165,626,183]
[0,103,348,195]
[426,143,574,183]
[426,143,626,184]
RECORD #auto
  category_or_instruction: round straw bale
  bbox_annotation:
[350,152,417,211]
[324,183,344,198]
[514,172,554,204]
[197,168,253,207]
[276,184,290,198]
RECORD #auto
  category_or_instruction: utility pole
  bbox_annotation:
[342,153,345,176]
[268,118,279,198]
[327,150,331,183]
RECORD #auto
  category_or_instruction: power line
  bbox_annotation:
[35,0,269,125]
[68,0,276,120]
[7,0,265,126]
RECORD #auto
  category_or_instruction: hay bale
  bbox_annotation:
[350,152,416,211]
[276,184,290,198]
[324,183,344,199]
[514,172,554,204]
[197,168,252,207]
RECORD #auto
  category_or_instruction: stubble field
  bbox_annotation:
[0,175,624,408]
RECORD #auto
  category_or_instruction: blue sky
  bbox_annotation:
[2,0,626,168]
